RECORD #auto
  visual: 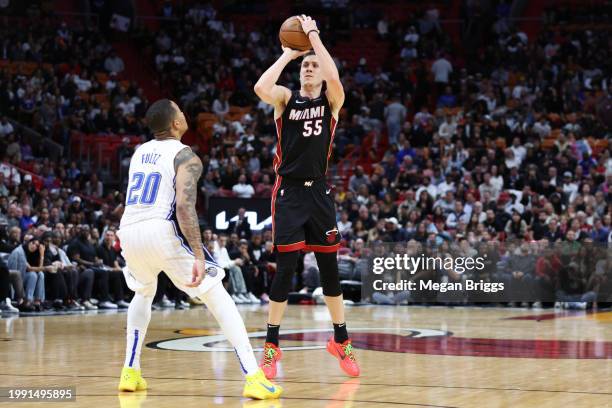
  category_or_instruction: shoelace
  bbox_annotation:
[263,346,276,367]
[342,342,356,362]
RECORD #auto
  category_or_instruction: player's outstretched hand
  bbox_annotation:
[282,46,310,60]
[186,259,206,288]
[297,15,318,35]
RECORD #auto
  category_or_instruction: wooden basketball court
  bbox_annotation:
[1,305,611,407]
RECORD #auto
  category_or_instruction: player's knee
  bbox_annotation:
[315,252,342,297]
[321,279,342,297]
[269,271,293,302]
[269,251,300,302]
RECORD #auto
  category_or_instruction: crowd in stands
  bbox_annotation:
[1,1,611,313]
[0,18,150,149]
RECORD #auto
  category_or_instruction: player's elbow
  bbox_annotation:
[253,83,266,98]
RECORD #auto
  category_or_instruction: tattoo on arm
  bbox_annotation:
[175,148,205,260]
[174,147,195,170]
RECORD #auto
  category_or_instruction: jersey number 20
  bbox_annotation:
[126,172,161,205]
[303,119,322,137]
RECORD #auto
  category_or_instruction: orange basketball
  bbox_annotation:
[279,16,312,51]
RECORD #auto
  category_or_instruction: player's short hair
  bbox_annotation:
[145,99,177,135]
[301,50,316,61]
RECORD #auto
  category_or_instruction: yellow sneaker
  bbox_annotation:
[118,367,148,392]
[242,368,283,400]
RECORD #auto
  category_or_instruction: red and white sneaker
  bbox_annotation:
[326,337,360,377]
[260,342,283,379]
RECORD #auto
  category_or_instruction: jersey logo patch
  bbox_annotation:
[304,181,313,187]
[325,228,339,243]
[206,266,218,277]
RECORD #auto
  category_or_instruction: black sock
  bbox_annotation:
[266,324,280,346]
[333,322,348,343]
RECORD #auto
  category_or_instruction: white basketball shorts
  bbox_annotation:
[117,219,225,298]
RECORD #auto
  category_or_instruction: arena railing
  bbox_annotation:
[7,118,63,163]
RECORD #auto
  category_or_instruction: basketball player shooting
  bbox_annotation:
[116,99,282,400]
[254,15,360,378]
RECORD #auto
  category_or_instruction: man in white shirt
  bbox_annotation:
[416,176,439,200]
[232,174,255,198]
[437,115,456,140]
[431,54,453,91]
[509,137,526,163]
[504,148,521,169]
[437,174,455,196]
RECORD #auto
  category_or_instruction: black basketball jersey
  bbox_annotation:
[274,91,337,180]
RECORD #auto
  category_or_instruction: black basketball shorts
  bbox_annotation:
[271,176,340,253]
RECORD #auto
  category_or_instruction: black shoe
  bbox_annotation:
[18,302,35,312]
[53,301,66,311]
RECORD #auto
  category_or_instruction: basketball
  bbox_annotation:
[279,16,312,51]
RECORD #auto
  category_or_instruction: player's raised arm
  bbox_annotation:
[174,147,206,287]
[254,48,307,113]
[297,15,344,113]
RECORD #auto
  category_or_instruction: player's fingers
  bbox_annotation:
[186,276,202,287]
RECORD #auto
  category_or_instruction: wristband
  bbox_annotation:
[307,29,320,37]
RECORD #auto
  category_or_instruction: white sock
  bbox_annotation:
[124,293,153,370]
[199,283,259,376]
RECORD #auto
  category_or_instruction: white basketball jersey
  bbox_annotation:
[120,139,188,228]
